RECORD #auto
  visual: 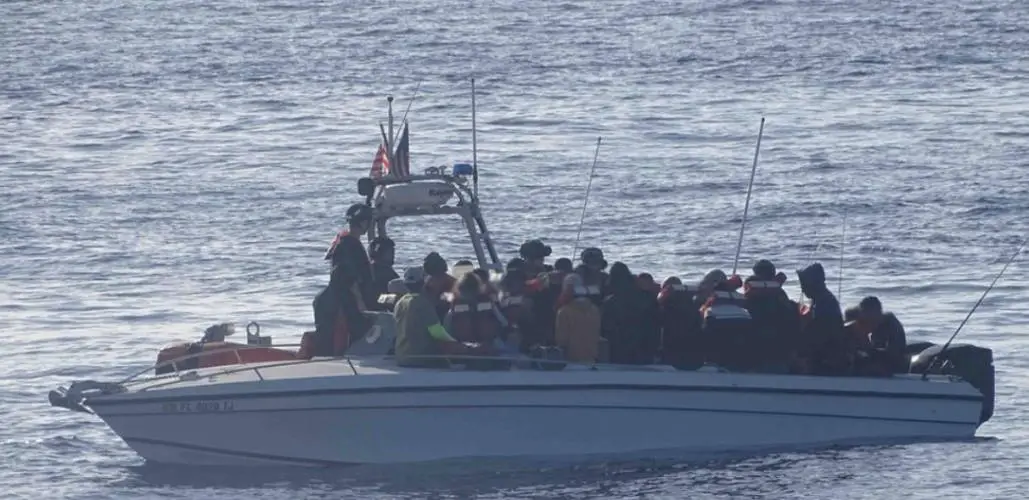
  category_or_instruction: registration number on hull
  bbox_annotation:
[161,400,235,413]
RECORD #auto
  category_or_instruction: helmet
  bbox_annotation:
[422,252,448,276]
[345,204,373,224]
[580,247,607,270]
[519,239,552,260]
[403,266,425,285]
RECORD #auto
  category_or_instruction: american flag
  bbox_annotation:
[369,143,391,179]
[393,122,410,177]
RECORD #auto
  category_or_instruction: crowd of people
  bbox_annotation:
[303,204,910,377]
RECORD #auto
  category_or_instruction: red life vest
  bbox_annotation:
[324,229,350,261]
[701,290,752,322]
[449,295,503,345]
[498,291,531,331]
[743,276,787,298]
[657,283,699,306]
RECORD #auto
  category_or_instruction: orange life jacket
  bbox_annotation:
[156,341,296,374]
[657,283,699,305]
[498,290,531,331]
[449,294,503,345]
[700,290,752,322]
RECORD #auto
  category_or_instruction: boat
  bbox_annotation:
[47,97,997,467]
[46,166,997,466]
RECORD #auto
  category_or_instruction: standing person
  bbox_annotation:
[321,203,376,344]
[796,263,850,375]
[601,262,661,365]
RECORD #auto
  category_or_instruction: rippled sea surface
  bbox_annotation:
[2,0,1028,498]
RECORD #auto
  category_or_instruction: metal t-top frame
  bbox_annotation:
[360,173,502,271]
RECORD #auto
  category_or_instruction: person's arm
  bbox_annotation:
[429,323,456,342]
[421,300,456,342]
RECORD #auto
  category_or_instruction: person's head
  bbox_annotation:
[345,203,374,236]
[369,237,395,265]
[662,276,682,289]
[636,272,657,292]
[580,247,607,271]
[519,239,552,267]
[858,296,884,326]
[609,261,634,290]
[554,258,573,273]
[752,259,777,280]
[699,269,728,292]
[797,263,827,298]
[423,252,448,277]
[402,266,425,294]
[455,272,483,298]
[471,268,491,289]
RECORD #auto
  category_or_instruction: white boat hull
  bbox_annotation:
[79,362,985,466]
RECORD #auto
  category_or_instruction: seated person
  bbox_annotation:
[555,273,602,363]
[393,267,463,368]
[856,296,908,374]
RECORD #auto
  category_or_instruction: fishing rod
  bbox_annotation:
[730,117,766,276]
[571,136,603,259]
[922,235,1028,379]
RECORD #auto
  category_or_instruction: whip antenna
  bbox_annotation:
[471,78,479,198]
[571,137,603,259]
[731,117,766,276]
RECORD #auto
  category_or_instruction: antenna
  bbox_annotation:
[571,137,603,259]
[731,117,766,276]
[395,80,422,140]
[471,78,479,198]
[838,211,847,302]
[386,96,395,162]
[922,235,1027,379]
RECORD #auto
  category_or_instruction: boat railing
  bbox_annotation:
[114,343,683,392]
[106,341,969,396]
[117,343,309,389]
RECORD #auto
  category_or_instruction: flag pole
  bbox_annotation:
[471,78,479,199]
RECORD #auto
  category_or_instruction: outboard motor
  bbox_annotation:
[910,343,995,424]
[905,341,936,357]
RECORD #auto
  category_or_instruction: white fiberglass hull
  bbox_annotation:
[79,361,985,467]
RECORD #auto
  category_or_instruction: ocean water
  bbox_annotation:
[2,0,1028,498]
